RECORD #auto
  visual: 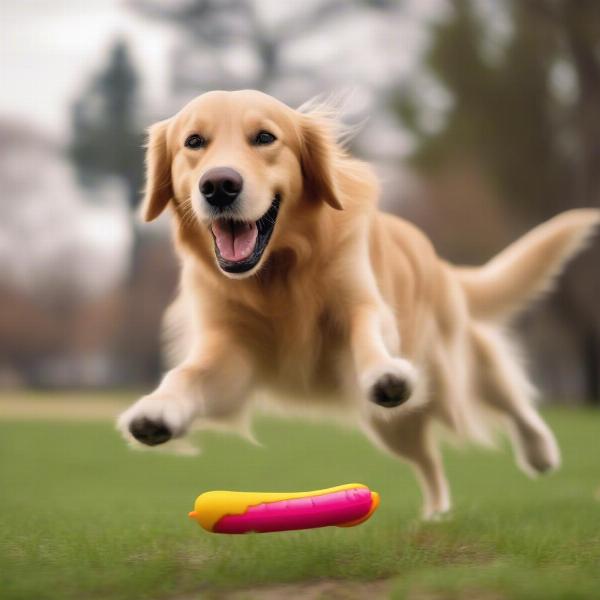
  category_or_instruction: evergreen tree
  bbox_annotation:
[69,39,144,209]
[69,40,160,384]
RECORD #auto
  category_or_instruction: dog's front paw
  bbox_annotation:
[361,359,418,409]
[117,393,194,447]
[129,417,172,446]
[371,373,413,407]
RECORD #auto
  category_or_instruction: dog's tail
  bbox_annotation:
[454,209,600,321]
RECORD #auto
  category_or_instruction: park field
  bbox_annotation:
[1,394,599,599]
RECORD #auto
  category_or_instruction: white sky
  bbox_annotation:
[0,0,173,136]
[0,0,446,138]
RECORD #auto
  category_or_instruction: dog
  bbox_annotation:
[117,90,600,519]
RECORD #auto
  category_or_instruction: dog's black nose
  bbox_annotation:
[129,418,172,446]
[200,167,243,208]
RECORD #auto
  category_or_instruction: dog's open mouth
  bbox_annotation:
[210,195,281,274]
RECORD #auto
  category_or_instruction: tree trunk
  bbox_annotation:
[582,329,600,406]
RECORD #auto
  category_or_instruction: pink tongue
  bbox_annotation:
[212,220,258,262]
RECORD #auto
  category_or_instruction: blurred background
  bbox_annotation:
[1,0,599,404]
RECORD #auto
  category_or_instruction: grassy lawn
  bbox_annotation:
[1,395,599,599]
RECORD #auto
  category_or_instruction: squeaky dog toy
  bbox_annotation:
[188,483,380,534]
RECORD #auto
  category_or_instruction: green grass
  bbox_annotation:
[1,399,599,599]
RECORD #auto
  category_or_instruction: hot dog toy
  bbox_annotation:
[188,483,380,534]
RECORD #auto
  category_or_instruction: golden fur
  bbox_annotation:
[118,90,600,518]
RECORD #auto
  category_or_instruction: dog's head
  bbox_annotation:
[142,90,346,278]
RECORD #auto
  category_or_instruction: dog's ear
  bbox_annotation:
[140,119,173,222]
[299,115,344,210]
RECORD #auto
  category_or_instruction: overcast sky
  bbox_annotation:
[0,0,174,136]
[0,0,445,138]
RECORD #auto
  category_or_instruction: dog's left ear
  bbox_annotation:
[299,115,344,210]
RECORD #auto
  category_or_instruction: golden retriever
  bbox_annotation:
[118,90,600,519]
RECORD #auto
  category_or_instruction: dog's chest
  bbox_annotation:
[240,306,350,398]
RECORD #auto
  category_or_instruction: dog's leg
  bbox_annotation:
[367,411,450,519]
[474,325,560,475]
[117,336,252,446]
[350,304,418,408]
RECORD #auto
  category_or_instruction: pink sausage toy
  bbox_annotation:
[188,483,380,534]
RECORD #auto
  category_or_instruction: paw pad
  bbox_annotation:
[370,374,412,408]
[129,418,172,446]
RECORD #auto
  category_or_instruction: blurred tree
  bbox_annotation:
[129,0,404,101]
[69,39,177,386]
[396,0,600,403]
[69,39,144,209]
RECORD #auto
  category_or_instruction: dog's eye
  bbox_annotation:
[185,134,207,149]
[254,131,277,145]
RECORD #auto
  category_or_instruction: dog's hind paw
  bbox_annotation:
[422,508,452,523]
[518,426,561,476]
